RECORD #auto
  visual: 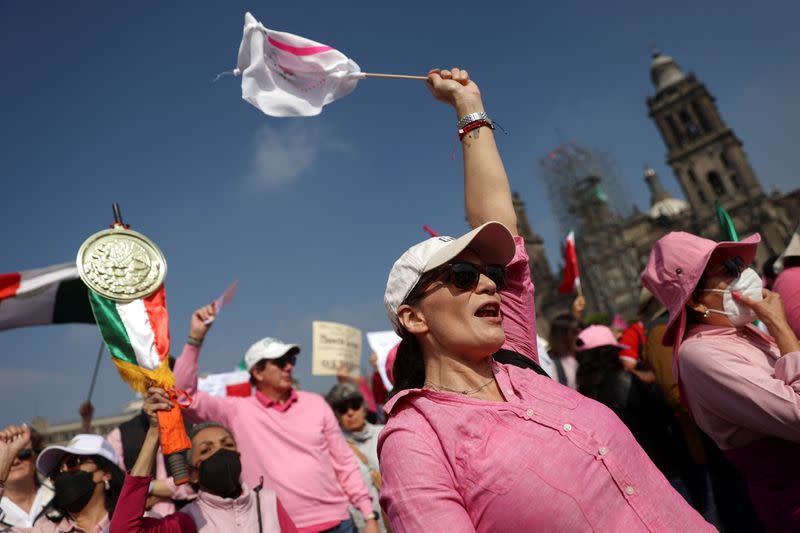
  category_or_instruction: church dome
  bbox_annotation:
[650,49,685,92]
[649,197,689,219]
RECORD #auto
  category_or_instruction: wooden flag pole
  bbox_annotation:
[362,72,427,81]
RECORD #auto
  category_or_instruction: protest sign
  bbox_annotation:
[312,320,362,376]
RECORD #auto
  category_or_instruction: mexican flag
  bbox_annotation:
[558,230,581,294]
[88,286,174,392]
[0,263,95,331]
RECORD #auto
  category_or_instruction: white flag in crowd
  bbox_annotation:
[234,12,363,117]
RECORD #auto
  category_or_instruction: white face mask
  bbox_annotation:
[702,267,763,327]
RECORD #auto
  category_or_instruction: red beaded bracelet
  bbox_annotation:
[458,119,495,140]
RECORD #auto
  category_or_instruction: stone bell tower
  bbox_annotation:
[646,48,791,258]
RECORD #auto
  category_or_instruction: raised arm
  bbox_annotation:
[173,304,238,426]
[426,68,517,235]
[109,388,197,533]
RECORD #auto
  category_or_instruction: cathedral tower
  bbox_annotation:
[647,49,762,212]
[646,49,791,257]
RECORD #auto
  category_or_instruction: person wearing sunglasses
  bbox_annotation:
[325,384,386,533]
[173,306,377,533]
[377,67,713,533]
[643,231,800,532]
[0,426,123,532]
[0,428,53,528]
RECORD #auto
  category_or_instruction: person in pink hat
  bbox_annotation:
[377,67,713,533]
[575,326,678,478]
[642,231,800,532]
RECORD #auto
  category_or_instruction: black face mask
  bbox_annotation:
[54,471,97,514]
[198,448,242,499]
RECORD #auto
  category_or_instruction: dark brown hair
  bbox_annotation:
[548,313,581,359]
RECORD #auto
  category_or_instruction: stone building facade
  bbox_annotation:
[520,50,798,336]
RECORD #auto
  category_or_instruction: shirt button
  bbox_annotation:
[563,423,573,432]
[526,408,534,417]
[625,486,635,496]
[598,447,608,456]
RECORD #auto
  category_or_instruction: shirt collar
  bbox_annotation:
[383,359,511,415]
[686,323,776,346]
[197,483,253,510]
[256,388,298,412]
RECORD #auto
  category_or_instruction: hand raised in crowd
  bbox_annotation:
[426,68,481,111]
[0,424,31,480]
[336,362,359,384]
[735,289,800,354]
[143,386,173,429]
[572,295,586,319]
[189,303,217,343]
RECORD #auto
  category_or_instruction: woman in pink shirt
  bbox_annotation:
[377,67,713,533]
[642,231,800,532]
[109,387,297,533]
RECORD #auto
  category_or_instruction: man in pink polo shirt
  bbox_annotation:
[174,305,378,533]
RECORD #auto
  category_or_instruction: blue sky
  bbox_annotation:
[1,1,798,425]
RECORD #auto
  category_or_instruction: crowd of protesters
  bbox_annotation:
[1,67,799,533]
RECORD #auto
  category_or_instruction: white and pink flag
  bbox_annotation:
[234,12,363,117]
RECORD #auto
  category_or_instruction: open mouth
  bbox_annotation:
[475,302,500,318]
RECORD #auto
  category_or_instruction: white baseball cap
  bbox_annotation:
[244,337,300,371]
[37,434,119,476]
[384,221,516,332]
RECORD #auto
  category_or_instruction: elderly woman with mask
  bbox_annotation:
[377,67,713,532]
[109,387,297,533]
[0,426,124,532]
[643,231,800,532]
[326,384,386,533]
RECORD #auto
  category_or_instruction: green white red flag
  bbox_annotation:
[558,230,581,294]
[88,285,174,392]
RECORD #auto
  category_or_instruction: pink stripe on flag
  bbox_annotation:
[267,35,334,56]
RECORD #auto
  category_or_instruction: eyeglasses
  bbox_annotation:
[16,448,33,461]
[333,398,363,415]
[442,262,508,291]
[269,352,297,369]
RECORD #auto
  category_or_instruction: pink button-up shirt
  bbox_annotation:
[173,347,372,532]
[678,323,800,450]
[378,237,713,532]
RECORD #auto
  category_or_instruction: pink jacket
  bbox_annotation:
[378,237,714,532]
[173,346,372,531]
[108,475,297,533]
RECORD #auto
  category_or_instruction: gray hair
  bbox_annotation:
[325,383,363,407]
[189,421,232,441]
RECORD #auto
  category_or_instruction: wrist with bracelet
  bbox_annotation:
[187,336,203,347]
[457,111,494,140]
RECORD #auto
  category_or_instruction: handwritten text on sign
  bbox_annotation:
[312,321,362,376]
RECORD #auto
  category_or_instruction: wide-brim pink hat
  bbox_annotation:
[641,231,760,382]
[576,325,629,352]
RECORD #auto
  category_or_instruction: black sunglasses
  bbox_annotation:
[269,352,297,369]
[444,262,508,291]
[333,397,363,415]
[17,448,33,461]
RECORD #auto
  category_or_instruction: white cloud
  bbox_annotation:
[248,121,353,188]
